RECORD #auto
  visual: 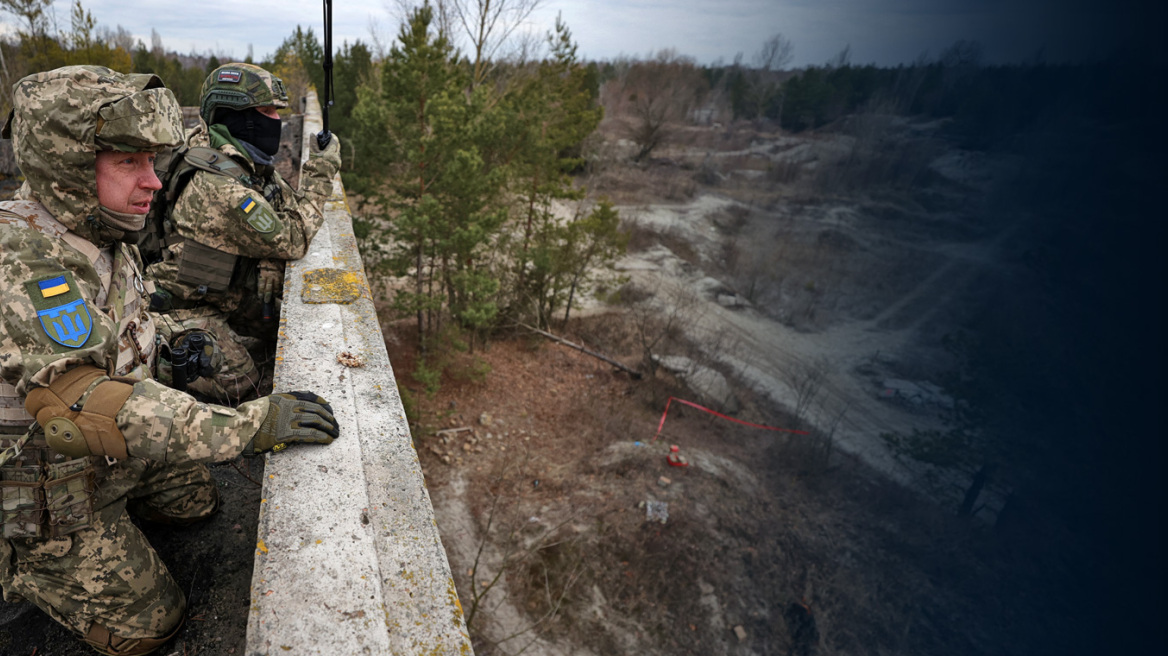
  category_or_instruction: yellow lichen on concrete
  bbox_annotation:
[448,579,465,625]
[301,267,368,304]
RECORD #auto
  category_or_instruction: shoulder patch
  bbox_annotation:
[25,272,92,348]
[237,196,279,234]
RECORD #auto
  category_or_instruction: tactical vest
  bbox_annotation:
[0,201,159,433]
[139,145,249,292]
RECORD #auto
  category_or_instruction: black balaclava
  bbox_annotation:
[217,107,282,156]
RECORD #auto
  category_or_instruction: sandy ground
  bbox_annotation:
[576,120,1022,517]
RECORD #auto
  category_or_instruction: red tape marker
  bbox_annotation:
[652,396,809,442]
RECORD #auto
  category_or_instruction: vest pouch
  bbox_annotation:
[155,353,174,388]
[1,462,45,539]
[43,457,97,538]
[0,381,35,433]
[176,240,237,292]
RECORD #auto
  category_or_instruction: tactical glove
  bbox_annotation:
[309,131,342,171]
[257,259,283,304]
[245,391,340,456]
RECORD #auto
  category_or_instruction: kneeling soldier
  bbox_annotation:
[142,62,341,404]
[0,66,339,655]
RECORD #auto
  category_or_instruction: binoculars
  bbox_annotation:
[169,331,215,391]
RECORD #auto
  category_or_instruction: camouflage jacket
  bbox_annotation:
[145,120,338,314]
[0,200,268,474]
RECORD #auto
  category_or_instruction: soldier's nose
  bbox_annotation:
[142,168,162,191]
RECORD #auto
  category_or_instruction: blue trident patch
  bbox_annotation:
[26,272,93,349]
[37,298,92,348]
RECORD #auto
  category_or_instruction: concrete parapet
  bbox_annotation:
[245,92,472,655]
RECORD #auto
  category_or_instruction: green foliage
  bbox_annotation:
[351,217,373,240]
[499,17,606,328]
[265,26,323,113]
[266,27,373,167]
[777,64,887,131]
[412,358,443,397]
[330,40,374,158]
[329,6,609,353]
[375,4,500,343]
[398,384,420,433]
[131,43,205,105]
[0,0,135,104]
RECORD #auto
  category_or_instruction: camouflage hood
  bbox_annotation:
[3,65,184,244]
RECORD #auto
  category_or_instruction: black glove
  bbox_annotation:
[245,391,340,456]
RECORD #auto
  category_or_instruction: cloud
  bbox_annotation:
[24,0,1158,68]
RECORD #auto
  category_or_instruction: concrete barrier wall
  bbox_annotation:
[246,92,473,655]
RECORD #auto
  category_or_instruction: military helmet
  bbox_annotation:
[200,63,289,125]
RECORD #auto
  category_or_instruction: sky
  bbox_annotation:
[1,0,1160,68]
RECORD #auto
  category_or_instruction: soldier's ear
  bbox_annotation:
[2,110,13,139]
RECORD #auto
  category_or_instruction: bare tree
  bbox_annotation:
[741,33,794,121]
[627,280,705,379]
[783,355,831,428]
[939,39,983,68]
[390,0,544,87]
[612,49,706,162]
[756,32,794,71]
[150,27,163,56]
[450,0,544,87]
[459,452,593,654]
[1,0,56,62]
[0,0,53,38]
[96,24,135,53]
[825,43,852,69]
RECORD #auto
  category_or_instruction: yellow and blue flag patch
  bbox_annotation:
[37,275,70,298]
[238,195,278,234]
[26,272,91,349]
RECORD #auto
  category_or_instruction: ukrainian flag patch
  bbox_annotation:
[37,275,69,298]
[240,197,257,214]
[25,271,92,349]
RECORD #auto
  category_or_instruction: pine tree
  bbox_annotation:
[499,15,603,327]
[370,3,507,354]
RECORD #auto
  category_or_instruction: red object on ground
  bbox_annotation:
[652,396,809,442]
[667,452,690,467]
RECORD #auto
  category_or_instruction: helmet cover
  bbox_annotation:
[200,63,289,125]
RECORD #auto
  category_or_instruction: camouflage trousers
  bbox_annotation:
[0,458,218,643]
[153,308,264,405]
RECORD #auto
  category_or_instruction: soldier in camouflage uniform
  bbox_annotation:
[0,66,340,656]
[142,63,341,404]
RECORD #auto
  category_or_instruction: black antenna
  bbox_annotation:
[317,0,334,149]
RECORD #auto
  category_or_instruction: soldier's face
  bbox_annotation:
[95,151,162,214]
[256,106,280,120]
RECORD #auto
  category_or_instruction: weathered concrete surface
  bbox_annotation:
[246,92,472,655]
